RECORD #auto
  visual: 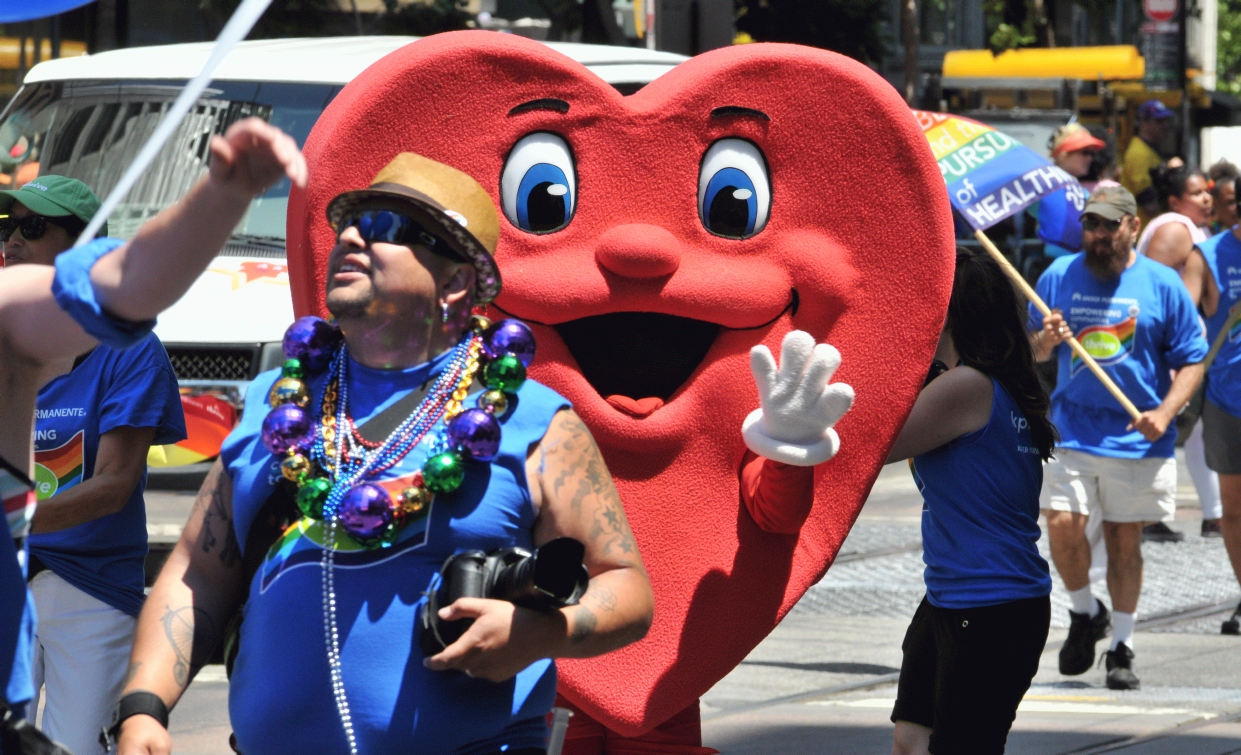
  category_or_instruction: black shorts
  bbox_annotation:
[891,595,1050,755]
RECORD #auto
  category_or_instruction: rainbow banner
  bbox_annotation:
[913,110,1085,231]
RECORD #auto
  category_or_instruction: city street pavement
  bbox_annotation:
[142,454,1241,754]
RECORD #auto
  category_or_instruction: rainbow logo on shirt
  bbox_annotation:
[1071,317,1136,377]
[257,472,433,594]
[1229,316,1241,344]
[33,430,85,501]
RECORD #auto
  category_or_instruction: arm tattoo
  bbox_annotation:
[546,413,641,562]
[569,605,597,645]
[197,471,240,568]
[161,604,217,688]
[585,585,618,613]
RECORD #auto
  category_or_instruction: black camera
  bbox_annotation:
[3,705,72,755]
[418,537,590,656]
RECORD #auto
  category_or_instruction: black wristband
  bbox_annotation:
[103,691,169,744]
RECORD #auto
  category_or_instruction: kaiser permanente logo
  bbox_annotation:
[35,407,86,419]
[23,181,50,192]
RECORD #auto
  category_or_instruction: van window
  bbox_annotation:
[0,80,338,250]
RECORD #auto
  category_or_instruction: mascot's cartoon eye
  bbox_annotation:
[698,138,770,239]
[501,132,576,234]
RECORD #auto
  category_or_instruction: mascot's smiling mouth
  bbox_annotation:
[491,290,797,417]
[555,313,720,408]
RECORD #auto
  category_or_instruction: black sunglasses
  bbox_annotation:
[1081,214,1123,233]
[0,214,50,243]
[337,209,465,262]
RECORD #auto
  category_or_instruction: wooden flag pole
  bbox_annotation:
[1203,301,1241,374]
[974,229,1143,421]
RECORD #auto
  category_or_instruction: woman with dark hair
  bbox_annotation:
[1136,164,1222,542]
[888,248,1054,755]
[1138,164,1216,309]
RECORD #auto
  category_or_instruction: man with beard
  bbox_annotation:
[1031,186,1207,690]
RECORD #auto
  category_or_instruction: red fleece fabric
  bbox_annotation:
[740,453,815,535]
[555,696,718,755]
[288,32,954,735]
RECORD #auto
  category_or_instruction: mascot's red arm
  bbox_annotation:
[741,456,815,535]
[287,31,954,737]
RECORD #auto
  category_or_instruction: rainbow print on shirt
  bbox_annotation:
[257,471,433,594]
[1071,317,1136,377]
[33,430,85,501]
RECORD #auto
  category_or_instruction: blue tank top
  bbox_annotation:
[911,376,1051,609]
[221,349,569,755]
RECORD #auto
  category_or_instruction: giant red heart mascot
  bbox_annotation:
[288,31,953,750]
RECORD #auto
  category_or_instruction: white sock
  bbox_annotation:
[1110,611,1136,651]
[1068,586,1098,617]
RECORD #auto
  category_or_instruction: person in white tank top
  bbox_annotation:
[1137,166,1215,306]
[1136,165,1224,540]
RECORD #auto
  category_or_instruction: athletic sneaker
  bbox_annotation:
[1142,522,1185,542]
[1104,643,1140,690]
[1059,599,1111,675]
[1202,519,1224,538]
[1222,603,1241,635]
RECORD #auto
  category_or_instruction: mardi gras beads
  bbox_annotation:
[415,318,534,497]
[261,315,537,550]
[283,315,342,373]
[297,477,332,519]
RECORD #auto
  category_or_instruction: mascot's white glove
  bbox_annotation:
[742,331,855,467]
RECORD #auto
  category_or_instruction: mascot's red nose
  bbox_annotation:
[594,224,682,279]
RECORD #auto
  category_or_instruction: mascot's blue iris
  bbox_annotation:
[516,162,572,232]
[703,167,758,238]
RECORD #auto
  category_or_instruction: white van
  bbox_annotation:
[2,37,686,469]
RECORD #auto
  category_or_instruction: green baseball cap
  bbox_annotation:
[0,175,106,236]
[1083,185,1138,221]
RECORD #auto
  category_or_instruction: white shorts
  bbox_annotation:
[1040,448,1177,523]
[27,570,136,755]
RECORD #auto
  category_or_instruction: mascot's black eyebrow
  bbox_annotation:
[508,98,571,116]
[711,106,770,121]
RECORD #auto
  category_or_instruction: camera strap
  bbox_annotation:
[353,377,483,445]
[353,384,433,444]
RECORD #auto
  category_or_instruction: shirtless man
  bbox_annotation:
[0,118,305,729]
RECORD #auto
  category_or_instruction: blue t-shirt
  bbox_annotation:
[1031,254,1209,458]
[223,350,569,755]
[1199,230,1241,418]
[28,335,185,617]
[912,376,1051,609]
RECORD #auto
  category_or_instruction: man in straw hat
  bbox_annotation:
[117,154,654,755]
[0,117,305,747]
